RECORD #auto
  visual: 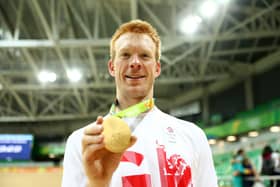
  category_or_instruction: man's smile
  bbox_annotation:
[125,75,146,79]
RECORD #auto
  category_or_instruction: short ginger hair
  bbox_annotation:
[110,19,161,61]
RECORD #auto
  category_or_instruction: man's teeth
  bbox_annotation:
[126,76,144,79]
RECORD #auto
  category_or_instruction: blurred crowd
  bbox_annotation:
[231,145,280,187]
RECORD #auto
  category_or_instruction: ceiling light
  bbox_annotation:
[180,15,202,34]
[248,131,259,137]
[208,139,217,145]
[48,72,57,82]
[270,126,280,133]
[226,135,236,142]
[199,0,218,19]
[48,153,56,159]
[38,70,57,83]
[67,69,82,82]
[217,0,230,4]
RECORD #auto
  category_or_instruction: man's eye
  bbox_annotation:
[142,54,150,58]
[122,53,130,57]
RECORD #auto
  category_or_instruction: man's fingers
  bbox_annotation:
[82,134,105,153]
[81,116,106,160]
[84,123,103,135]
[82,143,106,163]
[82,134,104,147]
[84,116,104,135]
[96,116,103,124]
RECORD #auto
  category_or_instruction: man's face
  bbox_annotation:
[108,33,161,100]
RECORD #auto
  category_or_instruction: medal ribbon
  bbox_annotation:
[110,98,154,118]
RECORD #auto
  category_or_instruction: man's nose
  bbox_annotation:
[130,55,141,69]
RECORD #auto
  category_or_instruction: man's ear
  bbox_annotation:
[155,61,161,78]
[108,60,115,77]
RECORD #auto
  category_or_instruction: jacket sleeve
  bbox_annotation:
[193,128,218,187]
[61,130,87,187]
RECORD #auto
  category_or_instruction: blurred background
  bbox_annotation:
[0,0,279,186]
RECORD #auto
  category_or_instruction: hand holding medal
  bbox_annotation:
[102,98,154,153]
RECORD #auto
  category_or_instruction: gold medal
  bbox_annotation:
[102,116,131,153]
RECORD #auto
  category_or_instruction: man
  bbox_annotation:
[62,20,218,187]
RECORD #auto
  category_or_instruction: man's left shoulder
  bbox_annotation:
[156,107,204,134]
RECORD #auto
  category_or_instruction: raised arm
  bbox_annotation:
[82,116,136,187]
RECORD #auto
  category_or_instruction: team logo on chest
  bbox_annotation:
[165,126,176,144]
[156,143,193,187]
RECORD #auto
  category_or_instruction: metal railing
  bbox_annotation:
[218,175,280,187]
